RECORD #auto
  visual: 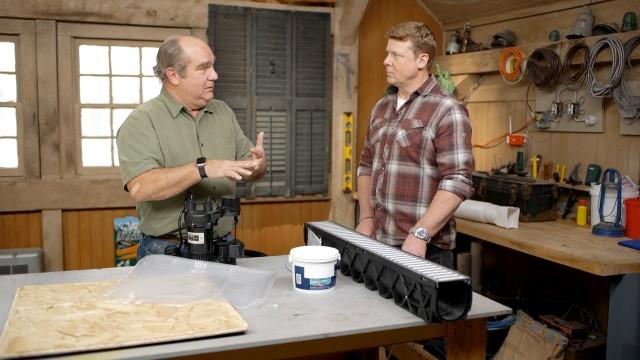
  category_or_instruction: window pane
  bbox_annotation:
[0,42,15,72]
[81,108,110,136]
[80,76,110,104]
[142,76,161,102]
[112,77,140,104]
[141,47,158,76]
[0,139,18,168]
[112,108,132,135]
[113,139,119,166]
[0,74,17,102]
[82,138,112,166]
[111,46,140,75]
[79,45,109,74]
[0,107,17,137]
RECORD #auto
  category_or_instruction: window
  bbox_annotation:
[0,40,18,169]
[209,5,332,197]
[77,43,160,167]
[57,23,189,177]
[0,19,38,178]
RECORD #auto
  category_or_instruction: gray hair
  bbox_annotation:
[153,36,189,81]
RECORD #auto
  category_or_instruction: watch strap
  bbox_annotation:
[196,157,207,179]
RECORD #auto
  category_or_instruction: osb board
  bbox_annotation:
[0,281,248,358]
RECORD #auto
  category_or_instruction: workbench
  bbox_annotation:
[0,255,510,360]
[456,218,640,360]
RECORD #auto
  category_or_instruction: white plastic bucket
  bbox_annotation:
[288,246,340,293]
[590,183,639,229]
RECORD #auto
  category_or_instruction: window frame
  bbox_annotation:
[73,38,163,173]
[0,20,38,179]
[57,23,190,178]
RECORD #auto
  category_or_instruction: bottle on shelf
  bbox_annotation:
[576,199,588,226]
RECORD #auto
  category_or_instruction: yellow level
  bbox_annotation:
[342,112,353,192]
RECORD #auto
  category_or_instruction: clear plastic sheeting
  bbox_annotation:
[103,255,277,309]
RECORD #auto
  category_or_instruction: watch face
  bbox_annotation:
[413,227,429,240]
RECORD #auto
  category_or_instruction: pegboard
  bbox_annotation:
[534,85,604,133]
[619,81,640,136]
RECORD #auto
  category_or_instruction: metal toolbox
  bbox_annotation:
[471,172,558,222]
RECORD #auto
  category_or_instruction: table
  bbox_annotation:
[0,255,510,359]
[457,218,640,360]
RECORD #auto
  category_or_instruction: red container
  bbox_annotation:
[624,198,640,239]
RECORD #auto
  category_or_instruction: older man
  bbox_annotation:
[117,35,267,259]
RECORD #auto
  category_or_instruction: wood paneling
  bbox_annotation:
[356,0,443,171]
[63,208,137,270]
[0,212,42,249]
[236,200,331,255]
[61,201,329,270]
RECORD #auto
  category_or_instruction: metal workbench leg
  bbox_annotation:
[607,273,640,359]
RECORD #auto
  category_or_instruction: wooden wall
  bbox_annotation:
[0,212,42,249]
[0,0,337,271]
[437,0,640,181]
[356,0,443,161]
[58,201,328,270]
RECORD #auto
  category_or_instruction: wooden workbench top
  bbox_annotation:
[456,218,640,277]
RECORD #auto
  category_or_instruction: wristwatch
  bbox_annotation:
[409,226,431,242]
[196,157,207,179]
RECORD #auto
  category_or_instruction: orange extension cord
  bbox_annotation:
[499,47,526,85]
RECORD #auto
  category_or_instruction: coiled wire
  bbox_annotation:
[563,43,589,89]
[525,47,562,88]
[613,36,640,120]
[586,35,625,97]
[499,47,526,85]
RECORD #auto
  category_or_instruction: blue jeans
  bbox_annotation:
[137,233,184,260]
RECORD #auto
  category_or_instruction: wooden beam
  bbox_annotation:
[443,0,609,31]
[336,0,369,46]
[36,20,60,179]
[42,210,63,272]
[436,29,640,76]
[0,178,135,212]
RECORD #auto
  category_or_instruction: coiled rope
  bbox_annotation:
[586,35,625,97]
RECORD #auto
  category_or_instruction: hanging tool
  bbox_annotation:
[560,164,566,184]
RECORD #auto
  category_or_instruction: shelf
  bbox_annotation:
[557,183,591,192]
[435,29,640,76]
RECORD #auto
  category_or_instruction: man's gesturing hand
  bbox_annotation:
[204,158,261,181]
[247,131,267,179]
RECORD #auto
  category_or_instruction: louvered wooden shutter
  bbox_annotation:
[209,5,330,197]
[292,12,331,195]
[253,9,290,196]
[208,5,251,196]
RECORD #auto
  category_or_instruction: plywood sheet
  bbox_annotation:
[0,281,248,358]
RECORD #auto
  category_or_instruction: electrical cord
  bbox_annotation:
[562,43,589,89]
[586,35,625,97]
[525,47,562,88]
[499,47,526,85]
[613,35,640,120]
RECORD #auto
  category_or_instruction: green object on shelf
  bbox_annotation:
[622,11,637,32]
[435,64,456,95]
[548,30,560,41]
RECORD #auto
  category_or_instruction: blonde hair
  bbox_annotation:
[386,21,436,69]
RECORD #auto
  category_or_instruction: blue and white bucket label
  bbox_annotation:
[294,265,336,290]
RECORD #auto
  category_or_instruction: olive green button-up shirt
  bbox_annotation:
[116,89,253,236]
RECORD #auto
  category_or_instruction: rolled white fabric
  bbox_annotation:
[454,199,519,229]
